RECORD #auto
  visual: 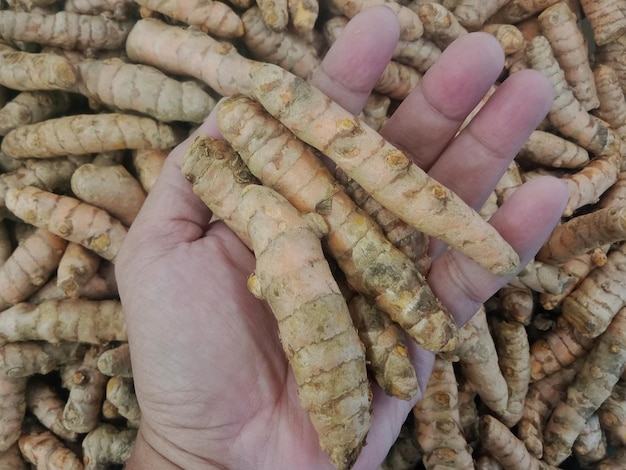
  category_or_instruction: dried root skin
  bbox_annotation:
[246,62,519,277]
[217,96,457,352]
[0,299,126,345]
[452,0,509,30]
[105,376,140,427]
[526,34,620,157]
[598,379,626,447]
[131,148,167,193]
[0,90,70,136]
[480,23,525,54]
[0,375,26,453]
[64,0,136,20]
[517,129,589,169]
[241,7,320,81]
[18,429,83,470]
[71,163,146,227]
[0,227,67,310]
[5,186,128,261]
[25,377,79,442]
[595,35,626,95]
[0,443,28,469]
[572,413,607,466]
[0,11,133,51]
[125,18,258,97]
[511,258,576,295]
[529,316,595,382]
[393,36,441,74]
[491,317,531,427]
[0,42,77,91]
[348,295,418,401]
[543,306,626,465]
[183,139,371,470]
[479,415,557,470]
[56,242,101,298]
[580,0,626,46]
[82,423,137,470]
[538,206,626,265]
[62,345,109,433]
[538,2,599,110]
[1,113,184,159]
[412,356,474,469]
[452,307,509,416]
[73,59,216,124]
[498,284,534,325]
[97,342,132,377]
[487,0,561,24]
[134,0,243,38]
[518,361,580,459]
[562,242,626,338]
[594,63,626,140]
[415,2,468,50]
[0,342,88,378]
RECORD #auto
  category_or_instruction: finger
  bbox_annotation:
[309,5,400,115]
[427,176,569,326]
[428,69,554,209]
[380,32,505,169]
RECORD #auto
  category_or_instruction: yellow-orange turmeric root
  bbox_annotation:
[243,62,519,276]
[217,96,456,351]
[97,342,132,378]
[82,423,137,470]
[182,136,371,470]
[5,186,128,261]
[0,299,126,345]
[56,242,102,298]
[1,113,184,159]
[579,0,626,46]
[0,227,67,310]
[0,342,87,378]
[0,90,70,136]
[18,428,83,470]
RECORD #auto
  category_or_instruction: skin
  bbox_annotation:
[115,6,569,470]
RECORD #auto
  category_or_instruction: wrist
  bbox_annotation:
[126,425,223,470]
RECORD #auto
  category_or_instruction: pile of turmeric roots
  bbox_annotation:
[1,0,626,468]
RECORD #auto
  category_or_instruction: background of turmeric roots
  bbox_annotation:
[1,0,626,468]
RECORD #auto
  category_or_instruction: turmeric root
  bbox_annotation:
[413,2,467,50]
[486,0,560,24]
[498,284,534,325]
[572,413,607,466]
[0,42,77,91]
[1,113,184,159]
[56,242,102,298]
[595,34,626,95]
[0,299,127,345]
[392,35,442,74]
[241,7,321,81]
[561,242,626,338]
[518,360,581,459]
[0,375,26,453]
[64,0,136,20]
[479,414,558,470]
[537,206,626,265]
[579,0,626,46]
[25,376,80,442]
[243,61,519,276]
[510,258,576,295]
[452,0,510,30]
[217,96,456,351]
[480,23,525,55]
[125,18,257,97]
[542,306,626,466]
[598,379,626,447]
[62,345,109,433]
[0,90,70,136]
[517,129,590,169]
[529,316,595,382]
[130,148,167,193]
[0,227,67,310]
[334,167,430,272]
[70,163,146,227]
[490,317,531,427]
[183,137,371,470]
[359,92,391,132]
[4,186,128,261]
[97,342,132,378]
[451,307,509,417]
[0,342,87,378]
[537,2,599,111]
[72,58,217,124]
[18,428,83,470]
[0,11,133,51]
[594,64,626,140]
[0,443,28,469]
[81,423,137,470]
[526,35,620,157]
[412,355,474,469]
[347,295,418,400]
[105,376,140,427]
[379,414,422,470]
[133,0,243,38]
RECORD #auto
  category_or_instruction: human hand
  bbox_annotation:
[115,7,569,469]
